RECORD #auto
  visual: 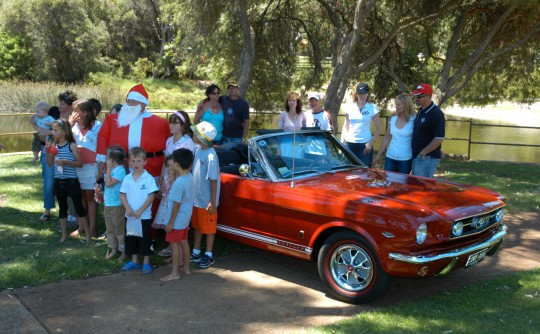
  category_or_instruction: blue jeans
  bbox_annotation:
[223,137,242,144]
[384,157,412,174]
[41,146,55,210]
[412,156,440,178]
[346,141,373,167]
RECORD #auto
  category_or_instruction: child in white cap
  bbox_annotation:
[189,121,221,269]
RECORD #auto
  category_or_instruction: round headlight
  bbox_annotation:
[495,208,504,222]
[416,223,427,245]
[452,221,464,237]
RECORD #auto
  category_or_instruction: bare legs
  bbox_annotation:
[193,230,215,253]
[161,240,191,282]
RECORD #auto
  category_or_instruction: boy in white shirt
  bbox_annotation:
[120,147,158,274]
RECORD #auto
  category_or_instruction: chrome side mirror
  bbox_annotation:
[239,164,250,177]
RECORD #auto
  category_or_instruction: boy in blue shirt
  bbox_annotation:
[161,148,194,281]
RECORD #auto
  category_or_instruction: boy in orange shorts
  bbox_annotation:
[189,121,220,269]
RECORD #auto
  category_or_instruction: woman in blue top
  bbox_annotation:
[374,93,417,174]
[194,84,224,145]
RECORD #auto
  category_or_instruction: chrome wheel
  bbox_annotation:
[329,244,373,292]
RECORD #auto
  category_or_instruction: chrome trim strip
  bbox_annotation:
[389,224,507,264]
[217,224,313,254]
[454,206,504,222]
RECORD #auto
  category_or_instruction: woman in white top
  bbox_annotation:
[342,83,382,167]
[70,99,103,238]
[375,93,417,174]
[278,91,306,131]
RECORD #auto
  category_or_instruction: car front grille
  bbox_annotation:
[451,209,503,239]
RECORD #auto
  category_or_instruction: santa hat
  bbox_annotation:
[126,84,149,105]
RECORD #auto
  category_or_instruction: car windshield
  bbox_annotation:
[255,131,364,179]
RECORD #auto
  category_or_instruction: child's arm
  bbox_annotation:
[120,193,134,217]
[165,202,181,232]
[132,192,156,218]
[207,179,218,214]
[104,160,120,188]
[56,143,83,168]
[45,141,55,167]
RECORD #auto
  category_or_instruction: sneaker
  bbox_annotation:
[189,253,202,263]
[196,254,215,269]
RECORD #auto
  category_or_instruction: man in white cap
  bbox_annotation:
[305,92,334,133]
[97,84,169,179]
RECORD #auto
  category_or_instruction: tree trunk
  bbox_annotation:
[236,0,255,98]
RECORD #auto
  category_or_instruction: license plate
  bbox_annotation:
[465,248,488,267]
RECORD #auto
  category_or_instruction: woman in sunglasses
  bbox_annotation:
[193,84,224,145]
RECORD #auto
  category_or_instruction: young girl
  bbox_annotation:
[45,119,90,242]
[104,145,127,260]
[154,111,195,257]
[152,156,177,231]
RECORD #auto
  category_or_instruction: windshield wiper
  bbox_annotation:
[281,169,318,178]
[331,164,359,170]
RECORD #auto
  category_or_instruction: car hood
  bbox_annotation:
[293,168,505,221]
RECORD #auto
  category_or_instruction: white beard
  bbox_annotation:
[117,104,143,127]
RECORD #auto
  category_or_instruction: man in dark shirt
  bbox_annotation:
[411,83,445,178]
[220,80,250,143]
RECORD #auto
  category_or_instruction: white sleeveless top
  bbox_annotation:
[386,115,415,161]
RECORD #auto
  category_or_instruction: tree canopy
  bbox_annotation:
[0,0,538,114]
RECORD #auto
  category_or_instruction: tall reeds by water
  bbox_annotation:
[0,81,124,113]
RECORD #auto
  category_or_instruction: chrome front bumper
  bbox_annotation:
[388,223,507,264]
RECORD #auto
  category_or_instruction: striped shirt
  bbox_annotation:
[55,142,78,179]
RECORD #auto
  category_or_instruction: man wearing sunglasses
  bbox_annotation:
[411,83,445,178]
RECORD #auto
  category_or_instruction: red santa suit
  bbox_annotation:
[97,112,169,177]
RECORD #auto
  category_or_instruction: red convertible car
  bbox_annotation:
[215,130,507,304]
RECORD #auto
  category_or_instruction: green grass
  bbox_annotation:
[1,154,539,333]
[308,268,540,334]
[0,153,245,289]
[438,160,540,212]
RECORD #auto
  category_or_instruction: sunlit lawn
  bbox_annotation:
[309,268,540,333]
[0,153,245,289]
[1,153,539,333]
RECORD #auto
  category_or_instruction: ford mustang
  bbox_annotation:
[215,130,507,304]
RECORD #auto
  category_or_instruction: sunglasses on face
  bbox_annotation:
[415,95,427,99]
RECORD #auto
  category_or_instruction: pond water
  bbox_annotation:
[1,111,539,164]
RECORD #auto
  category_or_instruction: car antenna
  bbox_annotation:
[290,131,296,188]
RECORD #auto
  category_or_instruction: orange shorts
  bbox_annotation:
[191,207,217,234]
[165,227,189,243]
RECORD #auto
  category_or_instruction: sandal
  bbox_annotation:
[39,213,50,222]
[121,261,141,271]
[158,247,172,257]
[142,263,153,274]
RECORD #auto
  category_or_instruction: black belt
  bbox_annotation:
[146,151,164,158]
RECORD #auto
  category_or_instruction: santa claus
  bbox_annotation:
[97,84,169,178]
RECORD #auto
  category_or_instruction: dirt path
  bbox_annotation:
[2,211,538,334]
